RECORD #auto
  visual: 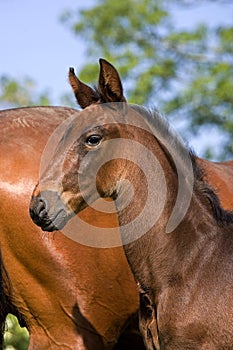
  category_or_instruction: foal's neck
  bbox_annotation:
[118,137,222,294]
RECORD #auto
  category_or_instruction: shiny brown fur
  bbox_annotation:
[29,60,233,349]
[0,106,144,349]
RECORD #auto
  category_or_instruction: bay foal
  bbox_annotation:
[30,59,233,349]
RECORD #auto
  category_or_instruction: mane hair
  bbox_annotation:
[191,155,233,226]
[131,104,233,227]
[131,104,192,172]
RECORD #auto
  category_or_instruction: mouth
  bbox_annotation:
[30,190,86,232]
[37,209,69,232]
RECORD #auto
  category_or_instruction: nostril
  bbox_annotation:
[29,191,66,231]
[30,196,48,220]
[37,198,47,216]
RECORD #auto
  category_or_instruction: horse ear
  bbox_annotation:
[98,59,126,103]
[68,67,99,109]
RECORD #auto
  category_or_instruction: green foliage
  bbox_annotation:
[62,0,233,160]
[3,314,29,350]
[0,75,51,108]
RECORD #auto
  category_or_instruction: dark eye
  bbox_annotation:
[85,134,102,147]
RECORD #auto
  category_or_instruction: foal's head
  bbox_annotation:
[30,59,135,231]
[30,59,193,239]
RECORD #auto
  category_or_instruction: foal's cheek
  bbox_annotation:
[95,164,117,198]
[95,172,107,198]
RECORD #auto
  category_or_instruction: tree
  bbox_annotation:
[62,0,233,160]
[0,75,51,108]
[0,75,77,110]
[3,315,29,350]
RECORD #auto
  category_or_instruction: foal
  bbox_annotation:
[30,59,233,349]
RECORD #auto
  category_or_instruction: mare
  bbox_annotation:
[30,59,233,349]
[0,107,145,349]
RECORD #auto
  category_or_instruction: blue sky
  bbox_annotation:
[0,0,232,104]
[0,0,232,156]
[0,0,93,103]
[0,0,232,103]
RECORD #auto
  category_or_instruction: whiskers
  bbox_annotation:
[40,230,56,241]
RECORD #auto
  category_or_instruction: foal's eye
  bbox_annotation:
[85,134,102,147]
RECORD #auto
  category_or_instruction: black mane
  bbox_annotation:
[132,105,233,227]
[191,155,233,226]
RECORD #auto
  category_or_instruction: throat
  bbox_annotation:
[119,181,221,296]
[115,157,176,245]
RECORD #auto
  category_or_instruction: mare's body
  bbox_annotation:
[0,106,143,349]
